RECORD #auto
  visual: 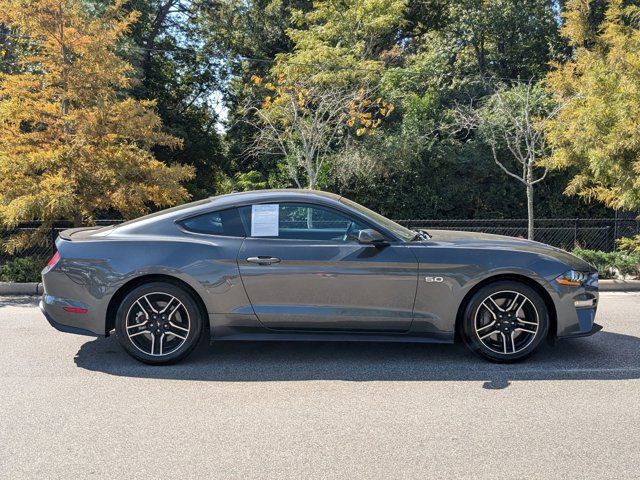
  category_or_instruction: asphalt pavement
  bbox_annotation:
[1,293,639,479]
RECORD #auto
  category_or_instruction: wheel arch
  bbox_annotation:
[454,273,557,343]
[105,274,209,337]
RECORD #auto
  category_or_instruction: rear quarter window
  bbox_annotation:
[178,208,245,237]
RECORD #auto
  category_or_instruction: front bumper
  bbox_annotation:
[558,322,603,339]
[554,273,600,338]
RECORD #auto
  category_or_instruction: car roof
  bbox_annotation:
[111,189,345,234]
[210,189,342,208]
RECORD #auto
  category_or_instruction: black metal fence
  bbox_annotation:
[1,218,639,267]
[397,218,640,252]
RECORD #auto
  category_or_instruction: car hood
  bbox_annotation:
[424,229,594,272]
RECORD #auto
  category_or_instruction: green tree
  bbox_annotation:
[232,170,269,191]
[277,0,407,85]
[105,0,228,199]
[206,0,310,185]
[328,0,576,221]
[445,0,566,80]
[238,0,402,190]
[546,0,640,210]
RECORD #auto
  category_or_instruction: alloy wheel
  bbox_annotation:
[474,290,539,355]
[125,292,191,357]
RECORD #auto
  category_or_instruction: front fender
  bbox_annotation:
[410,246,569,338]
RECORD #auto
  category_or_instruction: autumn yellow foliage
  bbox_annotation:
[254,76,393,137]
[247,74,394,188]
[546,0,640,210]
[0,0,194,250]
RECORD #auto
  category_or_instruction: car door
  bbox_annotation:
[236,202,418,332]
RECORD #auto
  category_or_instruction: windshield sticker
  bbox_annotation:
[251,204,279,236]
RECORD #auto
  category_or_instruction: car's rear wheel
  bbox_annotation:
[115,282,203,365]
[462,281,549,362]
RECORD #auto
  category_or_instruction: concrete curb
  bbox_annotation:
[0,282,43,296]
[0,280,639,296]
[598,279,640,292]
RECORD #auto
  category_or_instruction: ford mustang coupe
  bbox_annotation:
[40,190,600,364]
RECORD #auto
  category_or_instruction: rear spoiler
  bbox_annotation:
[58,226,103,241]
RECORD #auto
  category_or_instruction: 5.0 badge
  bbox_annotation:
[424,276,444,283]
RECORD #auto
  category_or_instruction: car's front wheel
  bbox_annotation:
[115,282,204,365]
[462,281,549,362]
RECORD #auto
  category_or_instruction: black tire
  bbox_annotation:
[461,281,549,362]
[115,282,204,365]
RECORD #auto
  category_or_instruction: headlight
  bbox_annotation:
[555,270,590,287]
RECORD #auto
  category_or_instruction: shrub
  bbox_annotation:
[0,256,46,283]
[613,252,640,278]
[572,249,615,278]
[617,235,640,254]
[572,249,640,279]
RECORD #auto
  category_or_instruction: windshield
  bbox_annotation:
[339,197,416,242]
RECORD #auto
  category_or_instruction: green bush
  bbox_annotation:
[572,249,614,278]
[613,253,640,278]
[617,235,640,254]
[0,256,47,283]
[572,249,640,279]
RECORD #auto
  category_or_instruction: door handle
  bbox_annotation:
[246,256,281,265]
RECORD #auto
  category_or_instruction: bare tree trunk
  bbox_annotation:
[307,165,316,190]
[526,182,534,240]
[141,1,176,82]
[452,80,555,241]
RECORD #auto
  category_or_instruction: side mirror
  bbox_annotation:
[358,229,387,245]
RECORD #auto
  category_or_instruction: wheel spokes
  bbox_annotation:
[129,329,150,338]
[477,321,496,333]
[169,321,188,332]
[142,295,158,313]
[125,292,190,357]
[499,332,507,353]
[479,329,499,340]
[481,301,499,319]
[158,333,165,356]
[488,297,505,313]
[515,327,537,335]
[509,331,516,353]
[475,290,539,356]
[127,320,147,330]
[517,318,537,326]
[167,330,187,341]
[506,293,528,313]
[159,296,176,314]
[135,299,152,318]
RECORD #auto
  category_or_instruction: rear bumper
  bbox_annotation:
[40,262,111,336]
[39,299,99,337]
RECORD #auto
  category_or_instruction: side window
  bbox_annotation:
[179,208,245,237]
[239,203,368,241]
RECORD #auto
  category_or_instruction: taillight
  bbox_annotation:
[63,306,88,314]
[45,251,60,271]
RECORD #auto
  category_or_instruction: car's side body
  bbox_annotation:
[40,190,599,346]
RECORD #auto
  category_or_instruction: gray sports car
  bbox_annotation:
[40,189,600,364]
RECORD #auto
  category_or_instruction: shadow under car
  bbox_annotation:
[74,330,640,388]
